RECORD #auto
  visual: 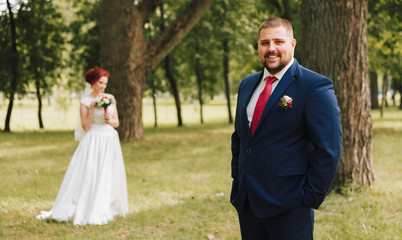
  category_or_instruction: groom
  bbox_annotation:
[230,17,342,239]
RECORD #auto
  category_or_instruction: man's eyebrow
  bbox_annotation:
[259,38,286,41]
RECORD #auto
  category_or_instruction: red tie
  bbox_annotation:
[250,76,277,135]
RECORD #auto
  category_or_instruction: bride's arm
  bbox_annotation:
[80,102,95,132]
[105,103,119,128]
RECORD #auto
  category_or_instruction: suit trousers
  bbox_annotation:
[238,197,314,240]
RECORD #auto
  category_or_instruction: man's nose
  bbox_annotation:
[268,42,275,51]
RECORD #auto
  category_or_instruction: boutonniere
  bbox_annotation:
[279,95,293,110]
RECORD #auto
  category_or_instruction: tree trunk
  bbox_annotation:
[100,1,146,140]
[301,0,374,187]
[400,97,402,110]
[164,56,183,127]
[400,88,402,110]
[195,68,204,124]
[395,79,402,110]
[391,78,397,106]
[282,0,292,21]
[370,71,379,109]
[222,39,233,124]
[152,87,158,128]
[35,80,44,129]
[195,47,204,124]
[3,0,19,132]
[391,92,396,106]
[384,74,388,107]
[380,72,387,118]
[100,0,213,140]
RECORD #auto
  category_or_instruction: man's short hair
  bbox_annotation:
[258,17,294,39]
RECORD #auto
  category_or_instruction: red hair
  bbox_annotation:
[85,67,110,86]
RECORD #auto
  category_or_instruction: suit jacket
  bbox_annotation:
[230,59,342,218]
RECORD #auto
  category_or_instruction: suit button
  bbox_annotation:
[246,148,251,153]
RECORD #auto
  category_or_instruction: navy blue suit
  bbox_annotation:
[231,60,342,237]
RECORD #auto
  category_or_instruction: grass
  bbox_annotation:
[0,99,401,239]
[314,109,402,240]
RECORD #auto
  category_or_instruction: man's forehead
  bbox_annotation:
[258,36,289,43]
[258,27,291,41]
[259,36,287,41]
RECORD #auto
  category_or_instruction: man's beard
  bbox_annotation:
[262,58,289,74]
[262,51,292,74]
[263,61,286,74]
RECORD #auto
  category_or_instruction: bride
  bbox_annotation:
[37,67,129,225]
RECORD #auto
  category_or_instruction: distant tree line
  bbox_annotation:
[1,0,400,133]
[0,0,401,189]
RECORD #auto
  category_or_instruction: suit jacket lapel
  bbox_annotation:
[253,61,299,135]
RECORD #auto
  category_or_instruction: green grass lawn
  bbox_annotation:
[0,99,401,239]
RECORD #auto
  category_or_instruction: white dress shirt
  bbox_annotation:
[246,58,294,127]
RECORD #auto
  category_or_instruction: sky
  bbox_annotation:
[0,0,27,13]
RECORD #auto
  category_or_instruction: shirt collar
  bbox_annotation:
[263,58,294,81]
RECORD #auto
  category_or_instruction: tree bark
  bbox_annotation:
[100,0,213,140]
[3,0,19,132]
[301,0,374,187]
[222,39,233,124]
[370,71,379,109]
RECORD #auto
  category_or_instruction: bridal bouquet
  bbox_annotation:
[95,93,116,113]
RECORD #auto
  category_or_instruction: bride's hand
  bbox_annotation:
[104,109,118,128]
[104,111,111,122]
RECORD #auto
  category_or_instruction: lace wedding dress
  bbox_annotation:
[36,95,129,225]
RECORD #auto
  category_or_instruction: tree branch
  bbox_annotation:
[148,0,214,69]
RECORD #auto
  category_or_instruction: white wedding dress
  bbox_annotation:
[37,95,129,225]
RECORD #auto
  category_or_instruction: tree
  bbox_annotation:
[17,0,65,129]
[212,0,235,124]
[173,4,222,125]
[200,0,272,124]
[370,71,379,109]
[0,10,14,97]
[100,0,214,140]
[368,0,402,110]
[2,0,19,132]
[207,0,234,124]
[380,72,388,117]
[69,0,101,93]
[159,3,183,127]
[145,69,166,128]
[142,0,264,127]
[222,37,233,124]
[301,0,374,187]
[1,0,65,131]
